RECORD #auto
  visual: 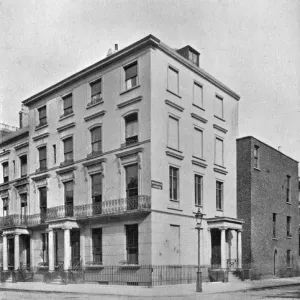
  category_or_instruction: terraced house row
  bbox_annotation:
[0,35,243,283]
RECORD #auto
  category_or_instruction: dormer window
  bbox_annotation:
[189,50,198,65]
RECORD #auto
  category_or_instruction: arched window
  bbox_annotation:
[124,113,138,146]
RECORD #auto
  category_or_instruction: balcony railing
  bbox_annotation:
[0,195,151,229]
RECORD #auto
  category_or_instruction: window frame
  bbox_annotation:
[286,175,291,203]
[39,186,47,222]
[124,112,139,146]
[215,136,224,167]
[2,197,9,217]
[167,65,179,95]
[38,105,47,126]
[38,146,47,171]
[125,163,139,199]
[273,213,277,238]
[92,228,103,264]
[193,81,203,108]
[124,61,138,91]
[214,94,224,119]
[216,180,224,211]
[125,224,139,265]
[193,126,203,159]
[90,126,102,154]
[20,154,27,178]
[20,194,27,218]
[62,93,73,116]
[287,250,291,267]
[194,174,203,206]
[90,78,102,104]
[63,136,74,163]
[169,166,179,201]
[254,145,260,169]
[287,216,292,237]
[2,161,9,183]
[167,115,180,150]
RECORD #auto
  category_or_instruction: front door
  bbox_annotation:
[211,229,221,268]
[8,238,14,270]
[71,230,80,269]
[24,235,30,268]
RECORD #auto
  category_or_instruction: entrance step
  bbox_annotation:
[33,273,44,282]
[228,271,243,282]
[50,275,65,285]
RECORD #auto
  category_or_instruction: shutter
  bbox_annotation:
[168,117,179,149]
[125,63,137,80]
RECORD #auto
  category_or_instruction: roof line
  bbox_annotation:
[237,136,299,163]
[22,34,240,106]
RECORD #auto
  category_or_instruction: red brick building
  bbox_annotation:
[237,136,300,279]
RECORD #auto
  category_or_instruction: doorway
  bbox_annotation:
[7,238,14,270]
[274,249,277,275]
[71,229,80,268]
[211,229,221,268]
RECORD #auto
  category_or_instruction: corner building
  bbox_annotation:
[237,137,300,279]
[0,35,242,283]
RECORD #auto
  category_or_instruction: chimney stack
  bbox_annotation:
[115,44,118,51]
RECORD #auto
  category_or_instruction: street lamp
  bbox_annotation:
[195,207,204,292]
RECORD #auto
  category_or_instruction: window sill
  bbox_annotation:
[272,238,278,241]
[286,267,293,269]
[119,265,140,270]
[86,99,104,109]
[170,199,180,203]
[192,103,205,111]
[286,202,292,205]
[35,124,48,131]
[254,167,261,171]
[166,89,182,99]
[59,112,74,121]
[286,236,292,239]
[216,209,223,212]
[214,115,225,122]
[120,85,140,96]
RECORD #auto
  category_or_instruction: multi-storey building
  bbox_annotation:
[0,35,242,283]
[237,136,300,279]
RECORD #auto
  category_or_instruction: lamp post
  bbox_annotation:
[195,207,204,292]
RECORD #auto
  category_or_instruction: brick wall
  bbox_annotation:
[237,137,300,279]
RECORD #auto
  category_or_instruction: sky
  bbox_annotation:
[0,0,299,161]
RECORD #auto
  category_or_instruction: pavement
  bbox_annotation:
[0,277,300,298]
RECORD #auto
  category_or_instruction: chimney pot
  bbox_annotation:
[115,44,118,51]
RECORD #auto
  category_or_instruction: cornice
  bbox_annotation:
[213,167,228,175]
[192,159,207,168]
[115,147,144,159]
[84,110,106,122]
[213,124,228,134]
[57,122,76,133]
[56,165,77,175]
[165,100,184,112]
[32,133,49,142]
[166,150,184,161]
[117,96,142,109]
[22,35,160,106]
[82,158,106,168]
[191,113,208,124]
[14,142,29,150]
[0,150,11,158]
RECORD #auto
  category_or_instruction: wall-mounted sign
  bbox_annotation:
[151,180,163,190]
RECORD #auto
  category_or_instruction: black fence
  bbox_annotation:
[72,265,197,286]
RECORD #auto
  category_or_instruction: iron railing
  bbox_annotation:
[83,265,197,286]
[0,195,151,229]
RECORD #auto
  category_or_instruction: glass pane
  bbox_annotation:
[63,95,72,109]
[126,165,138,188]
[91,80,102,96]
[92,174,102,196]
[39,188,47,207]
[39,147,46,160]
[39,106,46,118]
[64,138,73,153]
[125,63,137,80]
[91,127,101,143]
